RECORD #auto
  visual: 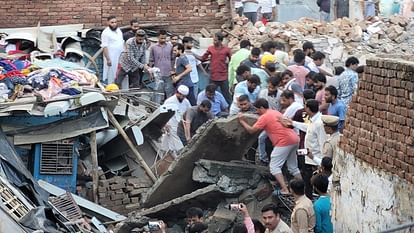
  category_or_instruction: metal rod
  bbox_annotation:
[90,131,99,203]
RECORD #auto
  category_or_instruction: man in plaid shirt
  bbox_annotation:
[116,29,149,88]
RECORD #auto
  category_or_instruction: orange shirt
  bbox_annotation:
[254,109,299,147]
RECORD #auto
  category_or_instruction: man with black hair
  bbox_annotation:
[317,0,330,22]
[239,98,301,195]
[261,41,277,56]
[280,90,303,119]
[274,41,289,65]
[186,207,204,226]
[302,41,315,65]
[229,40,252,87]
[199,32,232,104]
[261,203,292,233]
[324,85,346,132]
[150,30,175,98]
[230,94,256,116]
[183,36,206,98]
[236,64,252,85]
[101,16,124,84]
[241,47,261,69]
[117,29,149,89]
[337,56,359,106]
[311,174,333,233]
[123,19,140,41]
[292,89,316,149]
[314,73,327,109]
[253,219,266,233]
[290,178,316,233]
[284,99,327,166]
[177,100,213,145]
[288,50,310,89]
[230,74,261,115]
[197,83,229,117]
[308,52,332,78]
[173,43,195,105]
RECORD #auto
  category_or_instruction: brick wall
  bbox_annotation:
[0,0,229,33]
[340,58,414,184]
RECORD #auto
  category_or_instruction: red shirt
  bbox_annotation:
[201,45,232,81]
[254,109,299,147]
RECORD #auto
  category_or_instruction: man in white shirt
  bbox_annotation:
[101,16,124,84]
[242,0,259,23]
[258,0,277,22]
[308,51,333,77]
[163,85,192,137]
[182,36,206,99]
[283,99,327,165]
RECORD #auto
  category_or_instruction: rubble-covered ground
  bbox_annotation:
[224,15,414,67]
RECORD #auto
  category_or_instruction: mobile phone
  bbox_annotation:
[148,221,161,231]
[297,148,308,156]
[228,204,241,211]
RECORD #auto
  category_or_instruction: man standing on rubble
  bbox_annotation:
[239,98,302,195]
[163,85,192,142]
[150,30,175,99]
[101,16,124,85]
[116,30,149,89]
[258,0,277,22]
[183,37,207,99]
[199,32,232,104]
[242,0,260,23]
[228,40,252,89]
[337,56,359,107]
[230,75,261,115]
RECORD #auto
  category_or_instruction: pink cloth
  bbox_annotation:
[288,65,309,90]
[244,216,255,233]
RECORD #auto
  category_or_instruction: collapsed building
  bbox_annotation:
[0,7,413,233]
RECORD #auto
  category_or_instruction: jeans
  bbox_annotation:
[210,80,232,105]
[243,12,257,24]
[236,7,243,17]
[193,82,199,100]
[258,131,269,163]
[116,68,141,88]
[186,86,196,106]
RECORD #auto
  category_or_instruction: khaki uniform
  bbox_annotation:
[265,219,293,233]
[291,195,316,233]
[322,131,340,158]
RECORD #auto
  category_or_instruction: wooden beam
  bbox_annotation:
[106,110,157,183]
[90,131,99,203]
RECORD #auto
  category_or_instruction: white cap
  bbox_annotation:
[177,85,189,96]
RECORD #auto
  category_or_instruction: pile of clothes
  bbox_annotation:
[0,58,98,101]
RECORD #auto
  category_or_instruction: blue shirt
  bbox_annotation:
[328,99,346,132]
[337,68,358,106]
[314,196,333,233]
[197,91,228,116]
[233,80,260,104]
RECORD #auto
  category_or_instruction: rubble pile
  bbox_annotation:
[224,15,414,67]
[98,176,152,215]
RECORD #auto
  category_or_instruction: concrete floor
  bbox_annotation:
[277,0,320,22]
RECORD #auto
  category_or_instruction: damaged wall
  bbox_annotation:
[0,0,230,33]
[334,57,414,232]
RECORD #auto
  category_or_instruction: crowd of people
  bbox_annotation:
[100,15,363,233]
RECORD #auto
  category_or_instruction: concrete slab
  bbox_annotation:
[142,115,259,207]
[137,184,224,221]
[193,159,270,194]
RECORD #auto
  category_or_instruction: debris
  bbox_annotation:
[142,115,259,207]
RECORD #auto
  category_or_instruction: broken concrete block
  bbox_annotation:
[192,159,270,194]
[208,206,238,233]
[142,115,259,207]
